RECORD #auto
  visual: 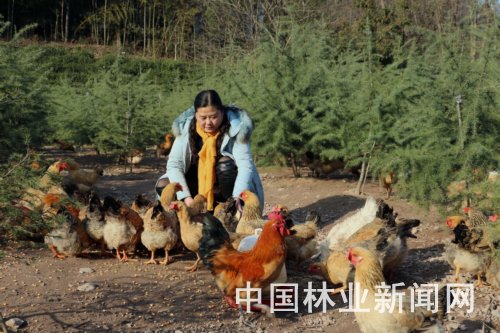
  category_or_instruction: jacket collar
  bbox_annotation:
[171,104,253,143]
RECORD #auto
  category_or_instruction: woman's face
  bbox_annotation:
[195,106,223,134]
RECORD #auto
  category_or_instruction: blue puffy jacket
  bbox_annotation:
[156,105,264,211]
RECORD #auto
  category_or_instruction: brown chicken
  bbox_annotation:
[280,209,320,270]
[17,161,70,212]
[131,194,153,219]
[170,201,205,271]
[141,201,179,265]
[485,258,500,289]
[446,215,498,285]
[382,171,395,199]
[159,182,183,210]
[54,139,76,152]
[309,250,354,294]
[156,133,174,158]
[189,194,208,215]
[198,212,290,315]
[444,243,491,286]
[348,247,446,333]
[311,218,420,293]
[82,191,107,254]
[236,190,266,235]
[214,197,240,232]
[44,208,91,259]
[463,207,490,227]
[63,165,104,193]
[119,149,144,165]
[102,197,143,262]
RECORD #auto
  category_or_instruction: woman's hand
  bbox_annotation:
[184,196,194,207]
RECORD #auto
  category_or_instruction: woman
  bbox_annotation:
[155,90,264,212]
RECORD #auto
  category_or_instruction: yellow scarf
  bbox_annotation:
[196,123,220,210]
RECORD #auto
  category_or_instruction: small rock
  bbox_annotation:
[6,318,26,330]
[77,282,97,292]
[79,267,94,274]
[459,324,467,330]
[492,308,500,320]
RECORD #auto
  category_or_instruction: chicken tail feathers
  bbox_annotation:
[305,210,321,226]
[376,200,397,226]
[199,214,232,268]
[396,219,421,239]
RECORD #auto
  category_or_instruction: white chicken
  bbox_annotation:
[320,196,380,261]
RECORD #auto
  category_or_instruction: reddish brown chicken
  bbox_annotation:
[198,212,290,315]
[156,133,174,158]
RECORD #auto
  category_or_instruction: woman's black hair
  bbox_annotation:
[188,90,230,161]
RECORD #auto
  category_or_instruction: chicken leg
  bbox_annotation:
[49,244,66,259]
[475,274,483,287]
[115,249,122,261]
[120,250,129,262]
[160,250,173,265]
[454,264,461,282]
[146,251,158,265]
[330,283,348,295]
[185,253,201,272]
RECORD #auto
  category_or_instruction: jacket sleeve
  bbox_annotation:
[163,136,191,200]
[231,140,256,198]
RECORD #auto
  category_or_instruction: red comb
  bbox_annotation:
[489,215,497,222]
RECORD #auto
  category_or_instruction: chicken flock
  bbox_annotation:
[12,157,499,333]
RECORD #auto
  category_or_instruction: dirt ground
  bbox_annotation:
[1,148,498,333]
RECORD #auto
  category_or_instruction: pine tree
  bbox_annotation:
[0,17,49,162]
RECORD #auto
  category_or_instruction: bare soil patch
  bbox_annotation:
[1,148,498,332]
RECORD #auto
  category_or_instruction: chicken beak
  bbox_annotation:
[282,225,291,237]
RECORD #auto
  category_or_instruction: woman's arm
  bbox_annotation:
[231,140,255,197]
[163,136,192,200]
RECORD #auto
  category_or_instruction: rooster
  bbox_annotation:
[235,190,266,235]
[348,247,447,333]
[198,211,290,315]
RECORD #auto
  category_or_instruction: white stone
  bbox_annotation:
[77,282,97,292]
[79,267,94,274]
[6,318,26,330]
